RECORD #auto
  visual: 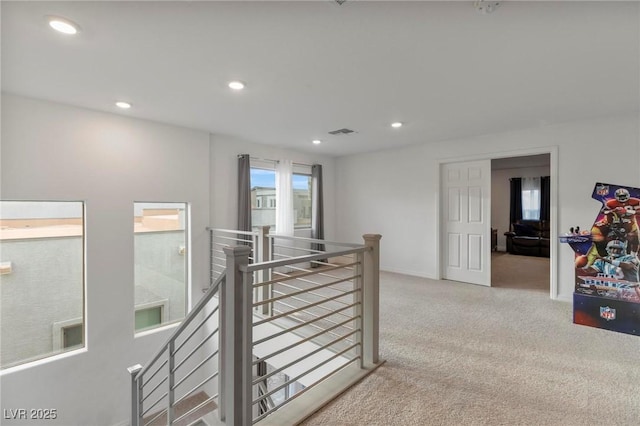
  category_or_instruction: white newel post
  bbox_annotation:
[362,234,381,366]
[221,245,253,426]
[127,364,143,426]
[255,226,272,315]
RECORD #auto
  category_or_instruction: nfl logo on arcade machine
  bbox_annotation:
[595,184,609,196]
[600,306,616,321]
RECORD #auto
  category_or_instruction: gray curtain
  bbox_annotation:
[509,177,523,227]
[237,154,252,241]
[540,176,551,222]
[311,164,326,263]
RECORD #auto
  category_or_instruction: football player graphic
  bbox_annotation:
[586,188,640,266]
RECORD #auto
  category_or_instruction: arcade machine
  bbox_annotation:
[561,183,640,336]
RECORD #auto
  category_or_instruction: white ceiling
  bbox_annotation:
[2,1,638,157]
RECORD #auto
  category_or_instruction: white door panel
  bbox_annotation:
[448,188,460,221]
[468,234,483,271]
[442,160,491,286]
[448,233,461,268]
[468,186,483,222]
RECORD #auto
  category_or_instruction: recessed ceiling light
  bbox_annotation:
[228,81,245,90]
[47,16,80,35]
[115,101,132,109]
[312,140,322,145]
[391,122,403,128]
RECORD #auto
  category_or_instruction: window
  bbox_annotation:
[134,202,188,333]
[62,324,83,349]
[250,167,276,228]
[522,177,541,220]
[0,201,85,369]
[135,305,163,331]
[293,173,312,228]
[250,163,313,229]
[52,317,83,351]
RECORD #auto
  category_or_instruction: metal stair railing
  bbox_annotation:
[208,227,259,289]
[220,232,381,425]
[246,246,367,423]
[264,232,367,354]
[129,227,382,426]
[128,270,226,426]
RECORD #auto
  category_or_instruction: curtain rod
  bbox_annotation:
[239,154,314,168]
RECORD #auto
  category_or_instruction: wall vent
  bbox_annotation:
[328,128,355,135]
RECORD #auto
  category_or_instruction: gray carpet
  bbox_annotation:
[301,253,640,425]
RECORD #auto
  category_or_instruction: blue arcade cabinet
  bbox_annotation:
[561,183,640,336]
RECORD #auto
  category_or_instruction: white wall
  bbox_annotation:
[492,165,550,251]
[0,94,210,426]
[335,114,639,301]
[209,134,336,241]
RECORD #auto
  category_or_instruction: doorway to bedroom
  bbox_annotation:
[491,154,551,293]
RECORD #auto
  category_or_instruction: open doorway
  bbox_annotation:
[491,154,551,293]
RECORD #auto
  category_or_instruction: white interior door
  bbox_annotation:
[441,160,491,286]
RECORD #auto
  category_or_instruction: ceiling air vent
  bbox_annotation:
[328,128,355,135]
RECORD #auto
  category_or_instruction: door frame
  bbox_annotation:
[437,146,559,299]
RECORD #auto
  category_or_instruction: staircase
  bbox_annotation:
[128,228,382,425]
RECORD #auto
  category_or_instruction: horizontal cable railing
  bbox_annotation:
[131,226,381,426]
[241,242,370,424]
[208,227,258,291]
[265,234,362,353]
[266,232,364,248]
